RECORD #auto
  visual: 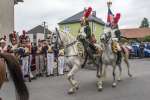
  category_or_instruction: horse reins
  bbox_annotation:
[55,28,78,57]
[66,40,77,48]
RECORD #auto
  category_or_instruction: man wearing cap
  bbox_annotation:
[110,13,122,54]
[79,7,92,41]
[19,30,30,78]
[46,42,54,76]
[58,48,65,75]
[78,7,98,54]
[0,36,8,81]
[108,12,124,65]
[0,36,7,53]
[9,31,19,55]
[36,40,45,76]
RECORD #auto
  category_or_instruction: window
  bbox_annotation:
[93,24,96,32]
[33,34,36,39]
[64,25,70,33]
[33,34,37,43]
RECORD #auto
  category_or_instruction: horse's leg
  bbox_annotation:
[97,64,105,91]
[96,59,101,78]
[112,63,117,87]
[117,63,122,81]
[123,53,132,77]
[81,53,88,68]
[67,64,80,94]
[103,65,107,79]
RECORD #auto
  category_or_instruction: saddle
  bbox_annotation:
[77,34,102,55]
[89,34,97,44]
[111,41,118,53]
[111,42,129,55]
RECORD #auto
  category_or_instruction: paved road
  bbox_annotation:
[1,59,150,100]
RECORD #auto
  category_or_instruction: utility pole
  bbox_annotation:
[43,21,46,39]
[42,21,48,39]
[55,28,59,76]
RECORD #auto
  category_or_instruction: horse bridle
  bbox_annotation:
[55,28,63,45]
[101,32,111,44]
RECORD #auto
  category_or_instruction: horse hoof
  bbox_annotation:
[117,78,122,82]
[68,91,75,95]
[112,83,117,88]
[98,86,103,92]
[74,83,79,90]
[68,88,76,95]
[75,85,79,90]
[129,74,133,78]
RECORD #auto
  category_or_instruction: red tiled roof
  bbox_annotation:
[121,28,150,39]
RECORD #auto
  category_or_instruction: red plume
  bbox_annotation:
[84,7,92,18]
[114,13,121,24]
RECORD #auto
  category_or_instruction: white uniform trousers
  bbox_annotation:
[47,53,54,75]
[21,56,29,77]
[36,54,45,75]
[29,55,34,78]
[58,56,65,75]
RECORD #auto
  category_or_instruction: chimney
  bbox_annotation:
[92,11,96,17]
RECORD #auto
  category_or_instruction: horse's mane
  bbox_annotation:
[66,32,76,41]
[60,31,76,42]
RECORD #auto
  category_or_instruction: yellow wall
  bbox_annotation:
[59,23,80,37]
[89,22,104,41]
[59,21,104,42]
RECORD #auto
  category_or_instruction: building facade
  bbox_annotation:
[121,28,150,42]
[27,25,52,45]
[58,10,105,41]
[0,0,23,38]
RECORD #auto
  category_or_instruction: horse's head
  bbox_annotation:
[52,30,64,48]
[52,29,75,48]
[100,24,121,43]
[100,26,111,43]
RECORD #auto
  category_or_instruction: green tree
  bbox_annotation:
[140,18,149,28]
[143,35,150,42]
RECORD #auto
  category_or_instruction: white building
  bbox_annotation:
[27,25,52,45]
[0,0,23,38]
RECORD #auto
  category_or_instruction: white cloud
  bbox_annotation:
[15,0,150,32]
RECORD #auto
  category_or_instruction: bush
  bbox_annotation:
[143,36,150,42]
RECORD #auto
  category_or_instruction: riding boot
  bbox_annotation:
[116,51,122,65]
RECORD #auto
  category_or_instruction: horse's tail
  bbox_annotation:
[0,53,29,100]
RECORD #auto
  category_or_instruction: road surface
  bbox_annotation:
[1,59,150,100]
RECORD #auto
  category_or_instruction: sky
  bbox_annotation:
[15,0,150,32]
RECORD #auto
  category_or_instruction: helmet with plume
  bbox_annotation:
[81,6,92,24]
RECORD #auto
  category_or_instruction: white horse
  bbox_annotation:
[97,26,132,91]
[52,30,102,94]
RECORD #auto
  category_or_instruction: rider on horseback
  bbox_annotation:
[110,13,122,64]
[111,13,122,53]
[78,7,98,53]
